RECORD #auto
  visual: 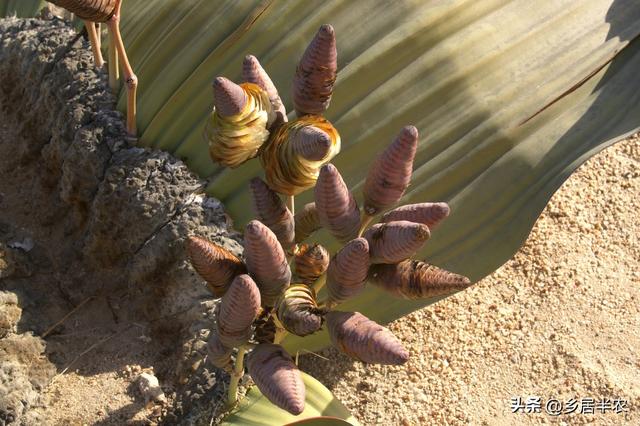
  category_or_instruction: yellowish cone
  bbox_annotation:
[260,115,340,195]
[205,83,275,168]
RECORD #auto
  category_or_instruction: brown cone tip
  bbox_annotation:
[326,311,409,365]
[293,24,338,115]
[315,164,361,243]
[364,221,430,264]
[327,238,370,305]
[216,274,261,347]
[400,125,418,140]
[243,54,286,121]
[292,126,332,161]
[363,125,419,215]
[347,237,369,253]
[249,177,295,250]
[319,24,335,36]
[305,24,337,66]
[213,76,247,117]
[244,220,292,306]
[247,344,305,415]
[243,55,277,95]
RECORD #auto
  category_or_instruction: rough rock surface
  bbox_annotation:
[0,291,55,426]
[0,17,239,424]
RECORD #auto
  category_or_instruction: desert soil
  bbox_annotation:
[303,134,639,425]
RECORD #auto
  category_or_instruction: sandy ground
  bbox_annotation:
[304,134,639,425]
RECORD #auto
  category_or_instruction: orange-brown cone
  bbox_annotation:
[294,202,321,243]
[292,24,337,116]
[185,236,246,297]
[294,243,330,285]
[363,220,430,264]
[369,260,471,299]
[275,284,323,337]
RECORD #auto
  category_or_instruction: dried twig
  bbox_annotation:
[42,296,94,338]
[48,325,132,386]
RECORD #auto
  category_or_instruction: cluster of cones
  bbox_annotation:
[204,25,341,197]
[189,25,472,416]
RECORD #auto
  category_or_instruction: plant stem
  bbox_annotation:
[286,195,295,216]
[312,273,327,293]
[84,21,104,68]
[358,213,374,237]
[274,327,288,344]
[272,313,289,344]
[227,346,247,407]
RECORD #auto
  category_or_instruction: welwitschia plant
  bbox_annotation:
[187,25,470,422]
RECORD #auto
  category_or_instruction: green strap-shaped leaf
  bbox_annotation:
[286,418,354,426]
[221,371,360,426]
[1,0,44,17]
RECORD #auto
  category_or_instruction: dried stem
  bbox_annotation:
[49,325,134,386]
[108,31,119,92]
[84,21,104,68]
[107,0,138,135]
[42,296,94,338]
[95,23,101,52]
[227,346,248,407]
